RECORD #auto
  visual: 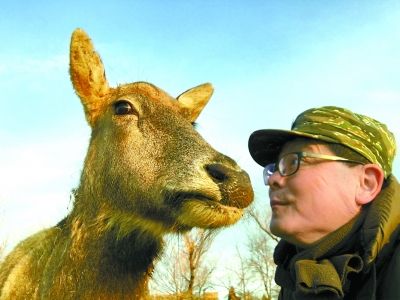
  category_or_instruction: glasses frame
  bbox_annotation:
[263,151,365,185]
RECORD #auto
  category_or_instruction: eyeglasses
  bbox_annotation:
[263,151,365,185]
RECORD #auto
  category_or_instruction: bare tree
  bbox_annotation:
[217,204,279,299]
[246,207,279,299]
[150,228,217,298]
[246,234,278,300]
[235,247,252,298]
[217,246,256,300]
[182,229,216,297]
[151,241,186,296]
[228,286,241,300]
[220,239,277,299]
[248,207,279,243]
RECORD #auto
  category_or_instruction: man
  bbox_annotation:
[248,106,399,299]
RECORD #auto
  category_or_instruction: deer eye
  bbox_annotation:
[114,100,135,115]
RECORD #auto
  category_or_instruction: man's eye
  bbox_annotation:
[114,100,135,115]
[289,157,298,167]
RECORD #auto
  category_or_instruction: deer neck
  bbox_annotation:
[67,189,164,283]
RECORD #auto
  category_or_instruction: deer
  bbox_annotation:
[0,28,253,299]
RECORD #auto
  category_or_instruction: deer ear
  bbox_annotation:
[177,83,214,122]
[70,28,110,126]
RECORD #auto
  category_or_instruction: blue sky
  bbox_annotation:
[0,0,400,295]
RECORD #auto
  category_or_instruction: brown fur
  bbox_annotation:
[0,29,254,299]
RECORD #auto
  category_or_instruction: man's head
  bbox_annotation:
[248,106,396,246]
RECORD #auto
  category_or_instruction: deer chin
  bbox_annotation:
[175,199,244,229]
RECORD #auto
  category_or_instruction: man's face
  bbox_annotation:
[267,138,364,246]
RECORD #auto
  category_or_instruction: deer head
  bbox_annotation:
[70,28,254,238]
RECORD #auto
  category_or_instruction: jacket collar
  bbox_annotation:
[361,175,400,267]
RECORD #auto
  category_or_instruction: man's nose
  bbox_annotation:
[267,170,284,189]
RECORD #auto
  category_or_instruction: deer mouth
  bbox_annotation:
[167,191,216,205]
[167,191,245,229]
[166,191,244,209]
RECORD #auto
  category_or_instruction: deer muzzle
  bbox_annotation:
[205,163,254,209]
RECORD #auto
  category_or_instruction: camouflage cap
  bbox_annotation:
[248,106,396,178]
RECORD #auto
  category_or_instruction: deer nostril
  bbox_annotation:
[205,164,230,182]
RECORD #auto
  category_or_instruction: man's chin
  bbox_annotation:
[269,218,294,241]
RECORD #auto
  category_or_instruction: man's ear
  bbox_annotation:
[355,164,385,205]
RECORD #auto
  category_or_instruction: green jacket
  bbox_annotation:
[274,176,400,300]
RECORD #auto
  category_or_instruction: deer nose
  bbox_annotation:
[205,163,230,183]
[205,162,254,208]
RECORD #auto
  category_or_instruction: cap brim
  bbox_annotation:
[248,129,321,166]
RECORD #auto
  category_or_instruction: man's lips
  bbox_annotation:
[269,193,290,207]
[270,200,289,207]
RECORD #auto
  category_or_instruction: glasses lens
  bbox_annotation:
[279,153,299,176]
[263,163,275,185]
